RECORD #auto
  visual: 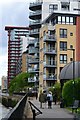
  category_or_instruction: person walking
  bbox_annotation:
[53,92,57,105]
[39,91,45,108]
[47,91,53,109]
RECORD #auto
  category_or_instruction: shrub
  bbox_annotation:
[48,82,61,101]
[2,97,18,108]
[62,78,80,106]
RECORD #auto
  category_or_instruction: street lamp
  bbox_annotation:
[67,48,75,102]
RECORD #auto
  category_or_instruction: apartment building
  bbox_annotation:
[28,0,80,84]
[5,26,29,85]
[39,12,80,92]
[1,76,7,92]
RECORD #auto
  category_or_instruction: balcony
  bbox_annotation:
[43,47,56,55]
[28,58,39,64]
[28,67,39,73]
[43,60,57,68]
[27,39,34,45]
[28,48,35,55]
[35,40,39,48]
[43,73,57,81]
[30,29,39,35]
[34,53,39,58]
[29,10,41,16]
[29,2,42,11]
[43,35,56,42]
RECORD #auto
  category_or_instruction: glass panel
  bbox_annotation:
[66,17,69,23]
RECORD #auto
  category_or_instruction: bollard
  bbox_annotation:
[32,109,36,120]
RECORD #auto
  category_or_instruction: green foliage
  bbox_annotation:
[48,82,61,101]
[62,78,80,106]
[2,97,18,108]
[9,72,32,94]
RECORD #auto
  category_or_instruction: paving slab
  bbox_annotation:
[29,98,75,119]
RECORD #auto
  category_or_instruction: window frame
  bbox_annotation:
[60,54,67,64]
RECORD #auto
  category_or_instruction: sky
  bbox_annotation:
[0,0,35,85]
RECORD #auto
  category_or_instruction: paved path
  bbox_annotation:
[30,98,75,119]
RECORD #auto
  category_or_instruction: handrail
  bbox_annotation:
[28,100,42,120]
[3,94,27,120]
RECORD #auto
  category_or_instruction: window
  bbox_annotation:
[60,29,67,38]
[61,2,70,11]
[60,42,67,51]
[49,4,58,13]
[60,54,67,64]
[70,45,73,49]
[70,32,73,36]
[58,16,61,24]
[62,16,65,24]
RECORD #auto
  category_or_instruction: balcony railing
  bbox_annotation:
[43,47,56,54]
[43,60,57,67]
[28,40,34,45]
[43,73,57,80]
[29,20,41,25]
[29,10,41,16]
[28,48,39,54]
[28,58,39,64]
[43,35,56,42]
[28,68,39,73]
[30,29,39,34]
[29,2,42,7]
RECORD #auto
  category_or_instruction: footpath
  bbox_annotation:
[28,98,75,119]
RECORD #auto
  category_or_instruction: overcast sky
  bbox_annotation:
[0,0,35,85]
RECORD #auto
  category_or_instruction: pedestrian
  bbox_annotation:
[53,92,57,105]
[43,90,47,108]
[47,91,53,109]
[39,90,45,108]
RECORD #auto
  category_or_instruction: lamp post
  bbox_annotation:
[67,48,75,102]
[35,74,38,99]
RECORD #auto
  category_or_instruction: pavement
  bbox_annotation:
[29,98,75,119]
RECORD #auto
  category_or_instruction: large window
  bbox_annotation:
[60,54,67,64]
[49,4,58,13]
[60,29,67,38]
[60,42,67,51]
[58,16,74,25]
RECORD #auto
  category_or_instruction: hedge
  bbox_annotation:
[62,78,80,106]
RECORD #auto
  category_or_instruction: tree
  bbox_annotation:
[9,72,32,94]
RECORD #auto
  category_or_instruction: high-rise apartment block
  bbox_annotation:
[1,76,7,92]
[5,26,29,85]
[28,0,80,91]
[39,12,80,91]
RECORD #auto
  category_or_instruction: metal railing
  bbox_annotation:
[28,100,42,120]
[3,94,27,120]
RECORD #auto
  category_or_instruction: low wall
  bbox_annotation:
[2,94,28,120]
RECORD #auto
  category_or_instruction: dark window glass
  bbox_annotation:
[60,54,67,64]
[60,42,67,51]
[60,29,67,38]
[70,32,73,36]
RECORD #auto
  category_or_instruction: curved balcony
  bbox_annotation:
[29,10,41,20]
[43,60,57,68]
[29,19,41,28]
[29,29,40,38]
[29,2,42,11]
